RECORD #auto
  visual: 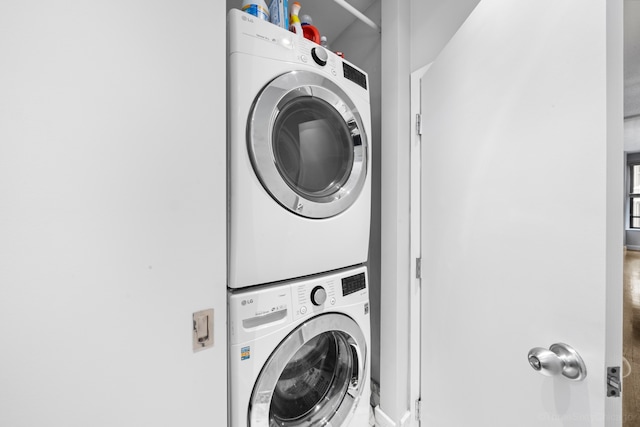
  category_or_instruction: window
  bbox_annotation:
[630,164,640,228]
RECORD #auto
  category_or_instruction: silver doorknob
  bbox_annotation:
[527,343,587,381]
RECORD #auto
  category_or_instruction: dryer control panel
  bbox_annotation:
[227,9,369,100]
[294,39,339,74]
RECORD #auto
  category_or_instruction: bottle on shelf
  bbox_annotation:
[292,5,320,43]
[289,1,303,37]
[241,0,269,21]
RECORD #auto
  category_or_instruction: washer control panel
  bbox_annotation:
[293,277,338,319]
[228,284,292,345]
[230,266,369,342]
[291,267,368,320]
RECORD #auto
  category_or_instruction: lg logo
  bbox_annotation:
[241,299,254,306]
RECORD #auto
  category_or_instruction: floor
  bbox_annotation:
[623,249,640,426]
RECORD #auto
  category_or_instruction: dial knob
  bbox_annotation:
[311,47,328,66]
[311,286,327,306]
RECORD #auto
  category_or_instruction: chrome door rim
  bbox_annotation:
[247,70,368,219]
[248,313,367,427]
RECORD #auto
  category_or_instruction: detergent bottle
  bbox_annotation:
[242,0,269,21]
[289,2,303,36]
[300,13,320,44]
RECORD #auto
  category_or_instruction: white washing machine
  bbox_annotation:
[228,265,371,427]
[227,9,372,288]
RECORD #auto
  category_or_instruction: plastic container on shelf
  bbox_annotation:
[289,1,303,36]
[302,25,320,44]
[298,11,320,44]
[242,0,269,21]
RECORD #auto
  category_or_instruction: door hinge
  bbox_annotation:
[607,366,621,397]
[416,258,422,279]
[416,113,423,135]
[415,398,422,422]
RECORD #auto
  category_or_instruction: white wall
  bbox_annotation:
[332,0,382,395]
[0,2,227,426]
[410,0,481,71]
[379,0,412,423]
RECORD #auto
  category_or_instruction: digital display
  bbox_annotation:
[342,272,366,296]
[343,63,367,89]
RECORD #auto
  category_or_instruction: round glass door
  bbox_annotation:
[248,314,367,427]
[248,71,368,219]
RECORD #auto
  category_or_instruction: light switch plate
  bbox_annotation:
[193,309,214,352]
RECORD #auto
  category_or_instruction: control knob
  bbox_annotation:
[311,286,327,306]
[311,47,328,66]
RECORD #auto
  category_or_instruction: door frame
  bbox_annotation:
[605,1,625,424]
[408,63,431,427]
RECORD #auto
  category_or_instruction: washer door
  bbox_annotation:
[248,313,367,427]
[248,71,368,219]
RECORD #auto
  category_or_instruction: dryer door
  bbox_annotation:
[248,71,368,219]
[249,313,367,427]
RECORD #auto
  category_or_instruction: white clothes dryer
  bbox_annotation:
[227,9,372,288]
[228,265,371,427]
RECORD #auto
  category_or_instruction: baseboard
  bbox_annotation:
[626,245,640,251]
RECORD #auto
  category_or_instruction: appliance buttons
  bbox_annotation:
[311,286,327,306]
[300,306,307,314]
[311,47,328,66]
[300,54,308,63]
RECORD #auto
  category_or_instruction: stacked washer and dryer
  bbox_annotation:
[227,9,372,427]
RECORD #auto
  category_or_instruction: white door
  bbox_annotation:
[418,0,623,425]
